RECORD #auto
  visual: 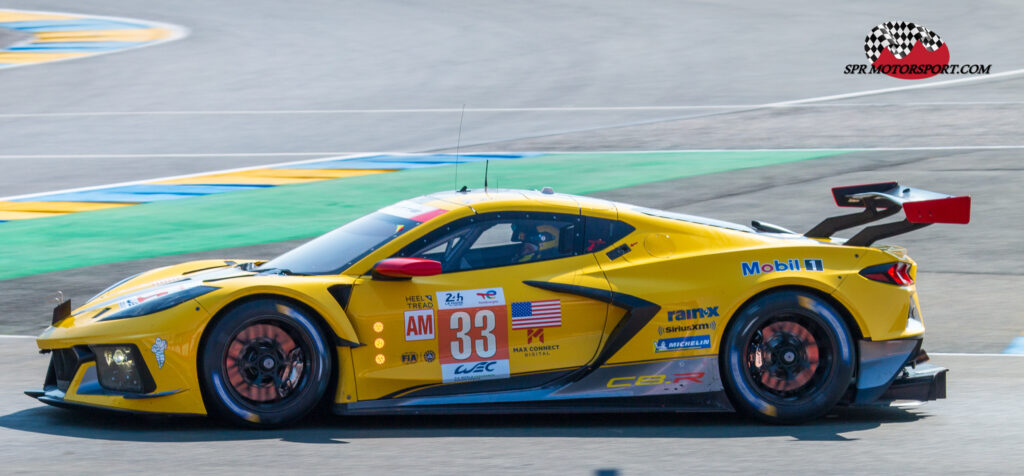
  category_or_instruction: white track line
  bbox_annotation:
[0,152,368,201]
[1,101,1023,119]
[3,66,1023,201]
[2,144,1024,161]
[0,335,36,339]
[0,8,188,71]
[538,145,1024,153]
[931,352,1024,357]
[0,151,362,160]
[2,100,1024,117]
[0,66,1022,117]
[764,68,1024,107]
[0,107,736,117]
[3,145,1024,202]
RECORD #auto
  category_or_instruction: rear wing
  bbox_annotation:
[805,182,970,246]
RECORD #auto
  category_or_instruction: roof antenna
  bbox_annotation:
[484,159,489,191]
[454,104,465,191]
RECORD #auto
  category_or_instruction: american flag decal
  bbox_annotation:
[510,300,561,329]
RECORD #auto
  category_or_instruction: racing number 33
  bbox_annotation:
[449,309,497,360]
[437,288,510,383]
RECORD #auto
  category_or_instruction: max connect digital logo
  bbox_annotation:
[844,21,991,80]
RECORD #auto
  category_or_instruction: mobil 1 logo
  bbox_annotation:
[741,258,824,276]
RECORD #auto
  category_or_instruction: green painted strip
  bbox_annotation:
[0,150,846,280]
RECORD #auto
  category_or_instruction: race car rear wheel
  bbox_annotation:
[721,290,854,424]
[200,299,332,428]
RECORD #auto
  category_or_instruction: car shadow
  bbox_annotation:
[0,403,925,444]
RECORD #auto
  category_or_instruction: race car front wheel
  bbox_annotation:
[200,299,332,428]
[721,290,855,424]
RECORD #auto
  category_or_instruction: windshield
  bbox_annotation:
[257,212,421,275]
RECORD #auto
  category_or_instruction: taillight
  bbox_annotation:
[860,262,914,286]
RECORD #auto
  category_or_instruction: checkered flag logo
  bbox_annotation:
[864,21,944,62]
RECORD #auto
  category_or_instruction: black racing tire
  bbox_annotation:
[200,299,332,428]
[721,290,855,424]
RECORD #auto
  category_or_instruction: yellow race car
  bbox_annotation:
[28,182,969,426]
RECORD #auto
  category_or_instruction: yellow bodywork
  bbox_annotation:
[36,189,924,415]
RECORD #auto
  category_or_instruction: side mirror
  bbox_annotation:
[373,258,442,279]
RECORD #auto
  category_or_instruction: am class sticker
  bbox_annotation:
[404,309,435,341]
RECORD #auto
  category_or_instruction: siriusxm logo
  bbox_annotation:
[667,307,719,321]
[659,321,715,335]
[741,258,824,276]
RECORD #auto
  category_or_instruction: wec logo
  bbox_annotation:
[454,361,498,375]
[741,259,823,276]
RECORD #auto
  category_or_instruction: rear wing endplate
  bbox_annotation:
[805,182,970,246]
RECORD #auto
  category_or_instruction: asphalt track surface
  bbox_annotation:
[0,26,29,48]
[1,1,1024,474]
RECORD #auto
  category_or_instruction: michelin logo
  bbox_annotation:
[741,259,824,276]
[655,335,712,352]
[151,337,167,368]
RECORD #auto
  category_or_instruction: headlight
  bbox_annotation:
[99,285,217,321]
[91,344,155,393]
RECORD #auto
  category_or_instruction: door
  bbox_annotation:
[345,211,611,401]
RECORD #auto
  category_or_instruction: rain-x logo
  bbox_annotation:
[844,21,991,80]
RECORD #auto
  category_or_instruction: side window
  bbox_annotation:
[397,218,478,272]
[460,219,570,270]
[413,230,470,264]
[397,212,582,273]
[584,216,635,253]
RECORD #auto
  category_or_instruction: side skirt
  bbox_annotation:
[334,392,733,416]
[335,356,734,416]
